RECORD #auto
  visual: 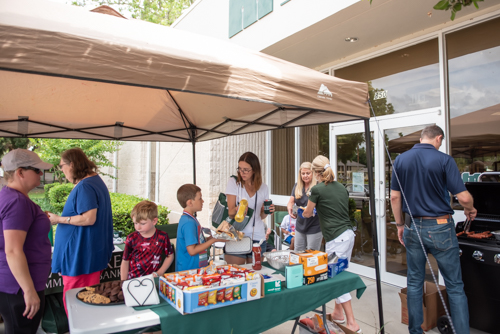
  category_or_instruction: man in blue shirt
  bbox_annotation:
[391,125,477,334]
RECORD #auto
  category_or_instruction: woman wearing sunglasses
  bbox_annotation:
[48,148,113,314]
[0,149,52,334]
[224,152,275,265]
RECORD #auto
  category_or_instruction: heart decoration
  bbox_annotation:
[126,277,155,306]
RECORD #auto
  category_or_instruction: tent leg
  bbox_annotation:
[192,139,196,185]
[364,119,385,334]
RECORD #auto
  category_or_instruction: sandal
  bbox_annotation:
[331,317,345,324]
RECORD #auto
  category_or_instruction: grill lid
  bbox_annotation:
[465,182,500,217]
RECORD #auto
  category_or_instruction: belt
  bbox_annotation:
[414,214,451,220]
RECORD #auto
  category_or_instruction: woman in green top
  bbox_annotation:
[302,155,361,333]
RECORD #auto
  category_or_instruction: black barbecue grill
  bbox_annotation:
[455,182,500,333]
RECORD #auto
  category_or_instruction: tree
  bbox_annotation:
[369,0,484,21]
[0,138,30,157]
[29,139,122,182]
[433,0,484,21]
[72,0,195,26]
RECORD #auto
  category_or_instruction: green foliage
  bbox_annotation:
[41,184,170,235]
[30,196,57,213]
[110,193,170,236]
[0,138,30,157]
[47,183,74,214]
[433,0,483,20]
[369,0,483,21]
[29,139,122,182]
[72,0,195,26]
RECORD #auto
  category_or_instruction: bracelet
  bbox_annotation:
[396,223,405,227]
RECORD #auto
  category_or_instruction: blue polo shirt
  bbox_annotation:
[390,143,466,217]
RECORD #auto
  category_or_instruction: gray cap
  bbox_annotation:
[1,149,53,171]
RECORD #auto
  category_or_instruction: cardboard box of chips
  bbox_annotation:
[289,250,328,285]
[159,265,263,314]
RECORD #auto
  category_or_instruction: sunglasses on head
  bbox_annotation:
[21,166,41,174]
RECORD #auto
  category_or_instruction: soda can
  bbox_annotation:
[264,199,272,214]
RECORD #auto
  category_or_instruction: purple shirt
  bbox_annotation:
[0,187,52,294]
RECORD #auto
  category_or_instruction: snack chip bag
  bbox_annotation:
[208,290,217,305]
[216,289,225,303]
[233,285,242,299]
[198,291,209,306]
[225,286,234,301]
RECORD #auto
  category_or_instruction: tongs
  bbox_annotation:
[463,218,472,233]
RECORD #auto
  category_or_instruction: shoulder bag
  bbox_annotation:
[225,192,258,254]
[211,176,254,231]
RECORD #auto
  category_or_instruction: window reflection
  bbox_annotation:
[335,39,440,114]
[447,17,500,174]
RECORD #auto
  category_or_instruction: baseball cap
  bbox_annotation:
[1,149,53,171]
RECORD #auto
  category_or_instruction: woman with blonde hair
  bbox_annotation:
[286,161,321,251]
[302,155,361,333]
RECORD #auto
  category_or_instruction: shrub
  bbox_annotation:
[110,193,170,236]
[47,183,74,214]
[43,184,170,235]
[44,183,59,199]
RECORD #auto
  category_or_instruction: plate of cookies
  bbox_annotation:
[77,280,125,305]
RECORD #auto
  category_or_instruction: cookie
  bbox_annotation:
[85,286,96,292]
[77,291,94,300]
[92,294,111,304]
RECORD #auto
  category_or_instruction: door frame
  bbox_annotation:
[330,107,446,286]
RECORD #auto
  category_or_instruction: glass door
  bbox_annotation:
[331,108,445,286]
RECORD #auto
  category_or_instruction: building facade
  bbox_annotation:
[108,0,500,287]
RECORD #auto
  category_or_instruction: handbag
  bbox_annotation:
[122,274,160,307]
[212,176,254,231]
[225,236,253,254]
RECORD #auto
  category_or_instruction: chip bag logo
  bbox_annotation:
[250,288,257,297]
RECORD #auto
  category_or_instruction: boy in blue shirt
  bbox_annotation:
[176,184,226,271]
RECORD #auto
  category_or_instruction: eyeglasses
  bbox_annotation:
[58,163,68,169]
[21,166,41,174]
[237,167,253,174]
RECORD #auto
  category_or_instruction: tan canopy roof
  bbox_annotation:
[0,0,368,142]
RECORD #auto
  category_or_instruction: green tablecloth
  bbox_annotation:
[132,270,366,334]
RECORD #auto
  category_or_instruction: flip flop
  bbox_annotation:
[354,328,363,333]
[332,317,345,324]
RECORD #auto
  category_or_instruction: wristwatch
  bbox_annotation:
[66,216,71,224]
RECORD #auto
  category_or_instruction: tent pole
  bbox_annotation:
[192,129,196,185]
[364,119,385,334]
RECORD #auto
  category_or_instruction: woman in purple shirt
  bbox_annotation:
[0,149,52,334]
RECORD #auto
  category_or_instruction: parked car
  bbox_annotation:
[344,183,369,209]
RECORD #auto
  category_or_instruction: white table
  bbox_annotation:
[66,288,160,334]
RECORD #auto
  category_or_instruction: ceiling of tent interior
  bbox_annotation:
[0,0,369,143]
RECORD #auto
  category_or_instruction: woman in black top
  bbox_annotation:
[286,162,322,251]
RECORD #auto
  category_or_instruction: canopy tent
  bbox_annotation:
[0,0,385,331]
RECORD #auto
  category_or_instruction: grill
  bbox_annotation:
[456,182,500,333]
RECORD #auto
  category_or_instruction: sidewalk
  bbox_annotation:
[263,276,488,334]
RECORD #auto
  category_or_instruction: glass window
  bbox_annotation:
[271,128,295,196]
[334,39,440,115]
[447,17,500,174]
